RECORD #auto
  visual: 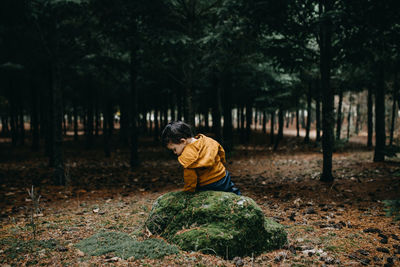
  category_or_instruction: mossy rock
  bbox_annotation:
[145,191,287,258]
[75,231,179,259]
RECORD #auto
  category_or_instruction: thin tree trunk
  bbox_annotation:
[389,75,397,146]
[103,100,111,158]
[262,110,266,134]
[320,0,334,182]
[119,95,129,145]
[62,106,67,136]
[316,82,321,142]
[177,87,183,121]
[10,101,17,147]
[300,110,306,129]
[154,108,159,142]
[204,108,209,131]
[212,72,223,142]
[374,66,386,162]
[163,103,168,128]
[73,102,78,141]
[18,102,25,146]
[270,111,275,145]
[254,108,258,130]
[130,43,139,169]
[1,116,9,136]
[355,99,360,135]
[285,112,289,128]
[184,83,195,126]
[336,88,343,140]
[296,107,300,137]
[95,97,100,137]
[239,105,245,143]
[222,72,233,153]
[347,99,352,140]
[50,62,65,185]
[46,66,54,166]
[273,108,284,151]
[31,79,39,151]
[86,85,94,149]
[245,101,252,143]
[367,87,373,148]
[305,82,312,143]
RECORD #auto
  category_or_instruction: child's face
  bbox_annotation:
[167,139,187,156]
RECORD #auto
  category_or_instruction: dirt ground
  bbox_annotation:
[0,132,399,266]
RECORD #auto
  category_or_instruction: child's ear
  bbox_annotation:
[180,138,186,144]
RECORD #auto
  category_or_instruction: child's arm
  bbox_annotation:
[218,144,226,165]
[183,168,198,192]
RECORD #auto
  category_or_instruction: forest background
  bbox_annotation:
[1,0,400,266]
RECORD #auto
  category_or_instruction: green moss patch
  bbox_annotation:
[145,191,287,258]
[0,237,59,261]
[75,231,179,259]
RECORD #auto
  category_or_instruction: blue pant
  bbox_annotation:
[197,171,241,195]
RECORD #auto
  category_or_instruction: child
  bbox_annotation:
[161,121,241,195]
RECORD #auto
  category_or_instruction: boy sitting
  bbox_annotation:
[161,121,241,195]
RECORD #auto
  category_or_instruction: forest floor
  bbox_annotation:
[0,131,400,266]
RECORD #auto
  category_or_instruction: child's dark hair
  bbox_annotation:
[161,121,194,146]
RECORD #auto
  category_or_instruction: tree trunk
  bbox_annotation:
[73,102,78,141]
[285,112,289,128]
[103,101,111,158]
[95,96,100,137]
[296,107,300,137]
[320,0,334,182]
[273,108,284,151]
[245,101,252,143]
[50,62,65,185]
[367,87,373,148]
[86,86,94,149]
[239,105,245,143]
[305,82,312,143]
[336,88,343,140]
[204,107,209,131]
[374,66,386,162]
[347,98,352,140]
[262,110,266,134]
[355,100,360,135]
[177,87,183,121]
[254,108,258,130]
[316,82,321,142]
[18,101,25,146]
[1,116,9,136]
[212,73,223,142]
[270,111,275,145]
[163,102,168,128]
[184,83,195,126]
[62,106,67,136]
[154,108,159,142]
[46,66,54,166]
[10,100,17,147]
[119,94,129,145]
[222,72,233,153]
[129,44,140,169]
[30,78,39,151]
[389,75,398,146]
[300,110,306,129]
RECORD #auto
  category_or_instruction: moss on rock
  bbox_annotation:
[145,191,287,258]
[75,231,179,259]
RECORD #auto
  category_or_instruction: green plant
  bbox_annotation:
[26,185,42,239]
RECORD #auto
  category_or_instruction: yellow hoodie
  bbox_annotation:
[178,134,226,192]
